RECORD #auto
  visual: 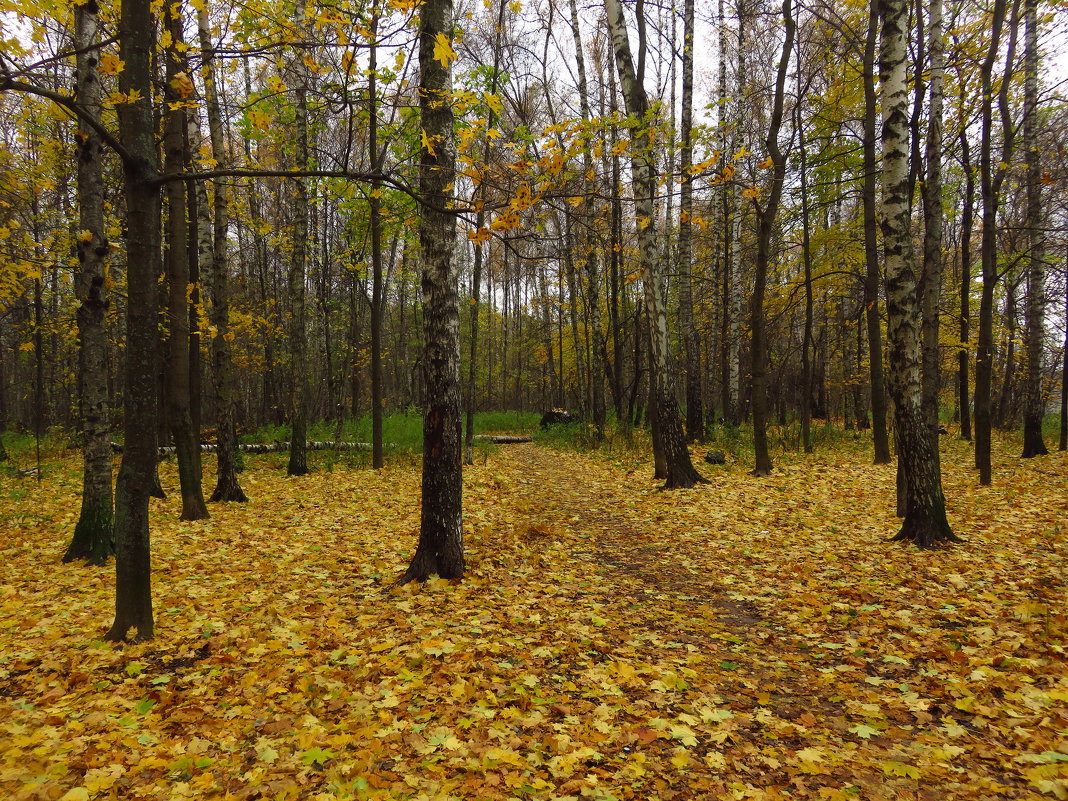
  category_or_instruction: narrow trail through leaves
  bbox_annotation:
[0,439,1065,800]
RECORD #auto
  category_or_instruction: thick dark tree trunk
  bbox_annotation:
[750,0,794,477]
[287,0,311,477]
[107,0,160,642]
[400,0,464,582]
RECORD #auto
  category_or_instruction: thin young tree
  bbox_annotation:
[1020,0,1048,458]
[163,0,209,521]
[198,3,247,501]
[862,0,891,464]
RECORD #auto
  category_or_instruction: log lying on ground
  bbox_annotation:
[110,434,533,455]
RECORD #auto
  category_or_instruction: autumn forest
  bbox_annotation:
[0,0,1066,796]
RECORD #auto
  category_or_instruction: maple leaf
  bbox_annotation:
[433,32,456,67]
[98,53,124,75]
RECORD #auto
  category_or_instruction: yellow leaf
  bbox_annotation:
[78,229,94,243]
[467,227,491,243]
[733,145,749,159]
[742,186,761,199]
[758,156,774,169]
[421,128,436,156]
[170,71,195,99]
[98,53,124,75]
[880,760,921,779]
[60,790,90,801]
[433,32,456,67]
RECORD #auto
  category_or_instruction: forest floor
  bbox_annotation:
[0,435,1066,801]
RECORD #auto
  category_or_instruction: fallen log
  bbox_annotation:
[111,440,372,455]
[111,435,532,455]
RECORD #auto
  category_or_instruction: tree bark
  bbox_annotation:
[163,0,209,521]
[568,0,606,439]
[1020,0,1048,458]
[287,0,311,477]
[749,0,794,477]
[400,0,465,582]
[198,4,247,502]
[65,0,114,564]
[957,129,973,441]
[880,0,958,548]
[107,0,160,641]
[604,0,705,488]
[920,0,944,448]
[678,0,702,442]
[975,0,1019,485]
[863,0,891,464]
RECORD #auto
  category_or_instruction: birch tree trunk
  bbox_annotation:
[880,0,957,548]
[678,0,702,442]
[603,0,705,488]
[1020,0,1048,458]
[568,0,606,439]
[198,5,247,502]
[65,0,114,564]
[863,0,891,464]
[401,0,465,581]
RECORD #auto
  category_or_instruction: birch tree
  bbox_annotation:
[603,0,705,488]
[879,0,958,548]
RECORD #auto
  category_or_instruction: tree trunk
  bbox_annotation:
[400,0,465,582]
[750,0,794,477]
[678,0,702,442]
[958,129,973,441]
[287,1,311,477]
[880,0,958,548]
[863,0,891,464]
[920,0,944,449]
[976,0,1019,485]
[163,0,208,522]
[198,4,247,502]
[65,0,114,564]
[798,116,814,455]
[604,0,705,488]
[568,0,606,439]
[107,0,161,642]
[1020,0,1048,458]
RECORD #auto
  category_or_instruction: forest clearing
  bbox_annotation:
[1,434,1065,801]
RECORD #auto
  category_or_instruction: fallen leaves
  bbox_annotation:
[0,438,1065,799]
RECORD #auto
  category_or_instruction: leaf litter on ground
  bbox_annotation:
[0,437,1065,800]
